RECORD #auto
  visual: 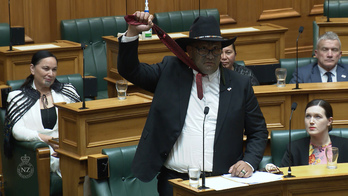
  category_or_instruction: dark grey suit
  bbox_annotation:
[117,37,268,183]
[289,63,348,83]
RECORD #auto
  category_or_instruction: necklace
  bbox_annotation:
[41,92,51,109]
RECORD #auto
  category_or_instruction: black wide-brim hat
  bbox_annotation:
[175,15,237,52]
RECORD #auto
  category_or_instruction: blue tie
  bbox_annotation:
[325,72,332,82]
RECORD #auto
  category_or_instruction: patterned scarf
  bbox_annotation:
[3,79,80,158]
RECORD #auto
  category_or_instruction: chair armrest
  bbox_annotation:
[0,85,11,108]
[90,178,112,196]
[14,140,49,151]
[258,155,273,170]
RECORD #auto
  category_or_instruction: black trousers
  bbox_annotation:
[157,167,189,196]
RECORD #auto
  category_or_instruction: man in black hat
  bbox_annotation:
[118,11,268,196]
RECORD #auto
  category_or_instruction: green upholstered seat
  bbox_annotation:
[324,0,348,18]
[279,58,316,84]
[0,23,10,46]
[0,74,86,196]
[279,57,348,83]
[90,145,158,196]
[0,107,55,195]
[261,128,348,168]
[61,16,127,99]
[7,73,84,96]
[153,9,220,33]
[312,21,319,57]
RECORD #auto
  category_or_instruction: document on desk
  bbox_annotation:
[205,171,283,191]
[13,44,60,51]
[221,27,260,34]
[205,176,248,191]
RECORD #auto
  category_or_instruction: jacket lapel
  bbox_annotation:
[179,67,194,126]
[337,64,348,81]
[214,68,233,142]
[310,65,322,83]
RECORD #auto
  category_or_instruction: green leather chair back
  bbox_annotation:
[0,23,10,46]
[279,57,348,83]
[153,9,220,33]
[312,21,319,57]
[90,145,158,196]
[279,58,316,83]
[6,73,84,98]
[324,0,348,18]
[61,16,127,99]
[271,128,348,167]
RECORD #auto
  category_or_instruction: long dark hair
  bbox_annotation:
[21,50,58,88]
[305,99,333,131]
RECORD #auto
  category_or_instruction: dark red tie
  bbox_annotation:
[124,15,205,100]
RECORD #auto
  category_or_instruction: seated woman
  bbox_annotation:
[280,99,348,167]
[4,50,80,177]
[221,42,259,86]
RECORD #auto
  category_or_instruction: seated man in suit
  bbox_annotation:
[221,43,260,86]
[289,31,348,83]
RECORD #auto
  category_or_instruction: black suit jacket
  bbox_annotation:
[117,38,268,182]
[280,135,348,167]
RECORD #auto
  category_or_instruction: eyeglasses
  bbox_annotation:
[195,47,221,57]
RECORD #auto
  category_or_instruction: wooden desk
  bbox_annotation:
[316,16,348,56]
[55,93,152,196]
[170,163,348,195]
[254,82,348,133]
[0,40,83,83]
[104,23,287,97]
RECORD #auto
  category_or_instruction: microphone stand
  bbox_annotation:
[293,26,303,90]
[8,0,13,51]
[327,0,330,22]
[79,43,88,110]
[198,107,209,190]
[284,104,297,178]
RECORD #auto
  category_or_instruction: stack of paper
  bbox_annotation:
[204,171,283,191]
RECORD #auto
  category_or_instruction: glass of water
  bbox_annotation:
[326,147,339,169]
[188,166,201,188]
[275,68,287,87]
[116,80,128,100]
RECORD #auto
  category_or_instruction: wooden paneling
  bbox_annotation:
[258,0,301,21]
[55,93,152,196]
[254,82,348,132]
[0,0,325,59]
[0,40,83,83]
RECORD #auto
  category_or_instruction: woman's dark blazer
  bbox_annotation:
[280,135,348,167]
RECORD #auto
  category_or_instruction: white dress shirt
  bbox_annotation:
[318,64,337,82]
[164,69,220,173]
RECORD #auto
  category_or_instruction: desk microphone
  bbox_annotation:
[294,26,304,90]
[199,106,210,190]
[284,102,297,178]
[79,43,88,109]
[7,0,13,51]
